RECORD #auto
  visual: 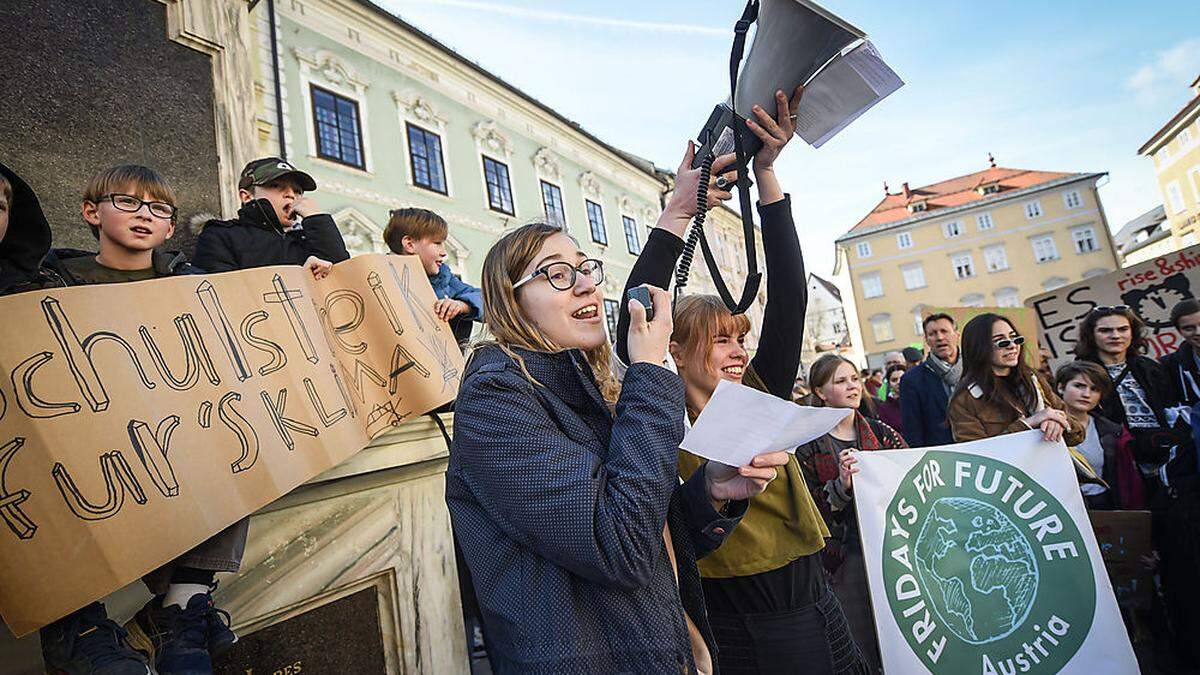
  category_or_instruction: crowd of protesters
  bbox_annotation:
[3,83,1198,675]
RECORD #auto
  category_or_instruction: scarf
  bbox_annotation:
[925,352,962,397]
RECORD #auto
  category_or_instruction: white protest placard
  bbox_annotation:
[1026,245,1200,370]
[680,379,850,467]
[854,431,1136,674]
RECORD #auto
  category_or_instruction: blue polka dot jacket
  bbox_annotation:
[447,344,747,673]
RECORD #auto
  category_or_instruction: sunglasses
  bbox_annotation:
[1089,305,1129,316]
[992,335,1026,350]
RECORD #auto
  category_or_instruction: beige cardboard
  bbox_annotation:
[1026,246,1200,370]
[0,254,464,635]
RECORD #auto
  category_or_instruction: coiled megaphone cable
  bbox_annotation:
[673,153,716,307]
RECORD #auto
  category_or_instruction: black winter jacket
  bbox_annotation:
[0,163,63,295]
[1161,343,1200,408]
[192,199,349,272]
[447,345,745,674]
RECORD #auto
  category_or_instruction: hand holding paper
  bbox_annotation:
[681,380,853,467]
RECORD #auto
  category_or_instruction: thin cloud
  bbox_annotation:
[393,0,726,36]
[1125,37,1200,101]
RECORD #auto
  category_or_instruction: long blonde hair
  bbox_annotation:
[476,222,620,403]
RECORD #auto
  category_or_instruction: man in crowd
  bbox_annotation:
[902,346,923,369]
[1161,298,1200,407]
[900,313,960,447]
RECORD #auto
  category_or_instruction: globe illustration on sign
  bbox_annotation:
[913,497,1039,644]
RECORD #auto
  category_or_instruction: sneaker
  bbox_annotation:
[40,602,152,675]
[127,594,213,675]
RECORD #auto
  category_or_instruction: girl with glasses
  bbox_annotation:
[948,313,1083,445]
[446,143,790,673]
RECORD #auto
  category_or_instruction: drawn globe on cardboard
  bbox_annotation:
[913,496,1039,645]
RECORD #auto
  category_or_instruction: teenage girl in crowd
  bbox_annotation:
[614,87,868,675]
[796,354,907,673]
[948,313,1083,445]
[446,140,790,672]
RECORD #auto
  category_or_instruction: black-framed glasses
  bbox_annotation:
[993,335,1026,350]
[1089,304,1129,316]
[513,258,604,291]
[97,193,177,220]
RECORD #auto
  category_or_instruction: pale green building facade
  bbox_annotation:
[248,0,695,338]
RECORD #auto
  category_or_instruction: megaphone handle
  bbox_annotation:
[673,153,715,307]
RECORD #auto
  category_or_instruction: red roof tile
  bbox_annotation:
[843,166,1076,236]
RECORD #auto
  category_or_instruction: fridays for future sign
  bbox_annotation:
[854,432,1136,674]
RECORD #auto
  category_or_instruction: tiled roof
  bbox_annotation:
[842,166,1077,237]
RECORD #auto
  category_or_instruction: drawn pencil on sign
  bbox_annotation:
[196,281,253,382]
[263,274,320,364]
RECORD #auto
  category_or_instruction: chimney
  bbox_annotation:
[901,182,911,199]
[883,180,890,195]
[987,152,996,168]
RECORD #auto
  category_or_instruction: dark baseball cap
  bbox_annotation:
[238,157,317,191]
[902,346,924,362]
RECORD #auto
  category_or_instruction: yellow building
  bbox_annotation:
[835,160,1120,366]
[1138,74,1200,247]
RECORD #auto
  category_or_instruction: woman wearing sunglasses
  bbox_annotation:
[446,143,791,673]
[948,313,1083,445]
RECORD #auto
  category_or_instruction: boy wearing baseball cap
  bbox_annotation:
[193,157,349,272]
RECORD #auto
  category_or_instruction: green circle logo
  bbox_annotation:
[881,451,1096,673]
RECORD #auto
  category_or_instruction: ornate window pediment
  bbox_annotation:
[579,171,603,200]
[532,148,561,181]
[331,207,384,255]
[392,90,448,129]
[472,120,513,158]
[293,47,369,92]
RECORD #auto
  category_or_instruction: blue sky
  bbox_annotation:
[383,0,1200,285]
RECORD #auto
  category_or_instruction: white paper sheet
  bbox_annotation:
[680,380,853,467]
[795,40,904,148]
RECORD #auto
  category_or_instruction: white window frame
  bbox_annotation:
[942,221,963,238]
[995,287,1020,308]
[296,60,375,175]
[897,232,913,249]
[983,243,1009,272]
[395,95,455,199]
[1063,190,1083,209]
[861,272,884,299]
[1167,180,1187,214]
[870,314,894,344]
[1182,127,1193,146]
[1072,226,1099,254]
[951,252,975,279]
[960,293,985,308]
[856,241,873,258]
[912,308,924,336]
[1024,200,1043,219]
[976,212,994,230]
[901,263,926,290]
[1032,235,1059,263]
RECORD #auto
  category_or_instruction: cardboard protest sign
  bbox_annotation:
[854,431,1136,674]
[1026,246,1200,369]
[930,306,1041,369]
[0,254,464,635]
[1088,510,1153,611]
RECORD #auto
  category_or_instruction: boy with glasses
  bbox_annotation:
[193,157,348,273]
[39,165,237,675]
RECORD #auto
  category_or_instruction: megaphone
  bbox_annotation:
[675,0,878,315]
[692,0,864,170]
